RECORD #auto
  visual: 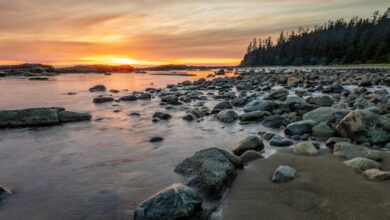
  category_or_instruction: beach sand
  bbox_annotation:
[222,149,390,220]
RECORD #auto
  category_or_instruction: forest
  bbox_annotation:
[240,8,390,66]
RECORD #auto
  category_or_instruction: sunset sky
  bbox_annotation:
[0,0,388,66]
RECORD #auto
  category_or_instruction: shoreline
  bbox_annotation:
[222,148,390,220]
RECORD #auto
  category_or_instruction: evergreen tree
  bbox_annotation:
[240,8,390,66]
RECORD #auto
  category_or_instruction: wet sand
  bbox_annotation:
[222,149,390,220]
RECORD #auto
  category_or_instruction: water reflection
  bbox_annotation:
[0,71,246,219]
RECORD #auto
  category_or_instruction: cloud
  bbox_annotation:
[0,0,388,65]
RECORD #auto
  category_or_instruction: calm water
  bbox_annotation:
[0,71,271,219]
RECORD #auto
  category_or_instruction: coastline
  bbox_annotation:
[222,148,390,220]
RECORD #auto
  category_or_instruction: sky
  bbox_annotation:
[0,0,388,66]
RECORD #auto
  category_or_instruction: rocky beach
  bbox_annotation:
[0,67,389,219]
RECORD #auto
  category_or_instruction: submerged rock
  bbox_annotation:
[174,148,243,200]
[233,136,264,156]
[333,142,382,161]
[343,157,382,172]
[134,184,203,220]
[272,165,297,183]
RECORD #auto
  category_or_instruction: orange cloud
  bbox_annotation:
[0,0,388,66]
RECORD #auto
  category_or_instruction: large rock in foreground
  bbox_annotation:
[174,148,243,200]
[336,110,390,146]
[134,184,203,220]
[0,107,91,128]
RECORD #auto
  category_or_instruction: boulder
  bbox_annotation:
[93,96,114,103]
[153,112,172,120]
[262,115,288,128]
[312,122,335,138]
[333,142,382,161]
[277,75,287,84]
[174,148,243,200]
[0,107,61,128]
[362,169,390,181]
[149,137,164,143]
[287,76,299,86]
[216,109,238,123]
[0,185,12,202]
[89,85,106,92]
[161,95,181,105]
[233,136,264,156]
[213,101,233,111]
[272,165,297,183]
[325,137,351,150]
[307,96,333,107]
[240,150,264,163]
[57,111,92,122]
[259,132,276,140]
[134,184,203,220]
[239,111,269,122]
[138,93,152,100]
[284,120,316,136]
[29,76,49,81]
[119,95,137,101]
[266,89,289,100]
[293,141,319,156]
[187,109,205,118]
[343,157,382,173]
[336,110,390,145]
[303,107,349,124]
[269,135,293,147]
[244,100,277,112]
[182,114,196,122]
[0,108,91,128]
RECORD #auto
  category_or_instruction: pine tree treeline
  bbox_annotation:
[240,8,390,66]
